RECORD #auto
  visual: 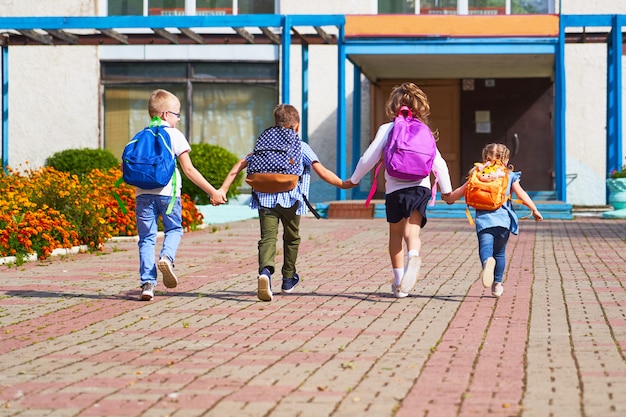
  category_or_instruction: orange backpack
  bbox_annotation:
[464,160,510,224]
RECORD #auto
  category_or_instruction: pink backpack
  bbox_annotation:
[365,106,438,207]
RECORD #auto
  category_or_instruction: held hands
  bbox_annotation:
[209,189,227,206]
[441,192,454,205]
[341,179,358,189]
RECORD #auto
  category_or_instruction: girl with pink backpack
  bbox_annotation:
[345,82,453,298]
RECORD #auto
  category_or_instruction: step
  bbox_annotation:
[316,198,574,220]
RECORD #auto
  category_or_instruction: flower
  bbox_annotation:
[610,159,626,178]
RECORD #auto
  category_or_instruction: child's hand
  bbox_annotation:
[341,180,358,189]
[532,210,543,222]
[210,189,227,206]
[441,193,454,205]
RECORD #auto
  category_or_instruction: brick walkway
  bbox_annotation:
[0,217,625,417]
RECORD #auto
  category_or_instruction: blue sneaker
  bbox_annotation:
[258,268,273,302]
[281,274,300,293]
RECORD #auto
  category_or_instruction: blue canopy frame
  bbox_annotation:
[1,14,624,203]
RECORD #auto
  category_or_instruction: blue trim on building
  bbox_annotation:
[555,15,567,201]
[336,23,347,201]
[0,14,623,205]
[1,46,7,172]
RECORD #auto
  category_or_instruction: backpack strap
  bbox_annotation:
[366,160,439,208]
[364,161,383,208]
[151,116,178,215]
[251,187,321,220]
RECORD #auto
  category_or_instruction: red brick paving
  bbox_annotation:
[0,217,625,417]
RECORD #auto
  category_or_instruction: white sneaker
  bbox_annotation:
[158,256,178,289]
[400,256,422,294]
[480,257,496,288]
[140,282,154,301]
[492,282,504,297]
[391,284,408,298]
[258,273,273,302]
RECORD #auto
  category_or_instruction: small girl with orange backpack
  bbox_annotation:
[443,143,543,297]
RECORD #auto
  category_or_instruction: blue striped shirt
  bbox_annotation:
[245,142,317,215]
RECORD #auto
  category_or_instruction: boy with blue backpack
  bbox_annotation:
[346,82,453,298]
[217,104,353,302]
[122,89,226,301]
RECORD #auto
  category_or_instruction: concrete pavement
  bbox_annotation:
[0,217,625,417]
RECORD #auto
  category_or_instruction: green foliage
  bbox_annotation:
[180,143,243,205]
[45,148,119,177]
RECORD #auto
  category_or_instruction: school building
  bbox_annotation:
[1,1,625,216]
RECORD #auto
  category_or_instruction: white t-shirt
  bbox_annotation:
[134,122,191,197]
[350,121,453,195]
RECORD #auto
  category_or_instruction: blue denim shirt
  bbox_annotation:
[474,171,522,235]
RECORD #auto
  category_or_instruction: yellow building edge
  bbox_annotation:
[345,14,560,38]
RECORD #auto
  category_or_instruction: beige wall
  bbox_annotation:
[3,0,100,169]
[557,0,626,204]
[279,0,376,15]
[558,0,626,14]
[0,0,94,16]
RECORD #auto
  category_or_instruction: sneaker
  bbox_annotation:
[140,282,154,301]
[492,282,504,297]
[258,270,273,302]
[400,256,422,294]
[281,274,300,293]
[158,256,178,289]
[391,284,408,298]
[480,257,496,288]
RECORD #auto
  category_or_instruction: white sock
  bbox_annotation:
[408,250,419,259]
[393,268,404,285]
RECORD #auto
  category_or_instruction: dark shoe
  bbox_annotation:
[258,270,273,302]
[281,274,300,293]
[158,256,178,289]
[140,282,154,301]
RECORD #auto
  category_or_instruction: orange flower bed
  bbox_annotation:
[0,165,204,262]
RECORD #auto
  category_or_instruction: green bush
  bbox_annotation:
[45,148,119,177]
[181,143,243,204]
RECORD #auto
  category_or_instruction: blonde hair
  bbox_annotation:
[481,143,514,171]
[148,89,179,118]
[385,82,437,139]
[273,104,300,129]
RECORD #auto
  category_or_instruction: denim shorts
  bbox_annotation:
[385,186,431,226]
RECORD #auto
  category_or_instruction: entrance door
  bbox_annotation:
[372,80,462,195]
[460,78,554,191]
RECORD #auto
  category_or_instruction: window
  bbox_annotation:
[378,0,552,15]
[102,62,278,160]
[108,0,275,16]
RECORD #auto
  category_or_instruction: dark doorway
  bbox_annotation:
[460,78,554,191]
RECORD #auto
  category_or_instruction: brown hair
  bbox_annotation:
[148,89,179,118]
[385,82,437,139]
[273,104,300,129]
[481,143,514,171]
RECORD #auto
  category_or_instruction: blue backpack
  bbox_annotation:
[116,116,178,215]
[122,117,176,190]
[245,126,303,193]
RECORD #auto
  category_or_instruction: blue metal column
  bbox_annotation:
[281,15,291,104]
[607,14,623,181]
[1,45,7,171]
[336,24,346,200]
[351,64,363,199]
[301,43,309,143]
[554,17,567,201]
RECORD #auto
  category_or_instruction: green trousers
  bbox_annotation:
[257,203,301,279]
